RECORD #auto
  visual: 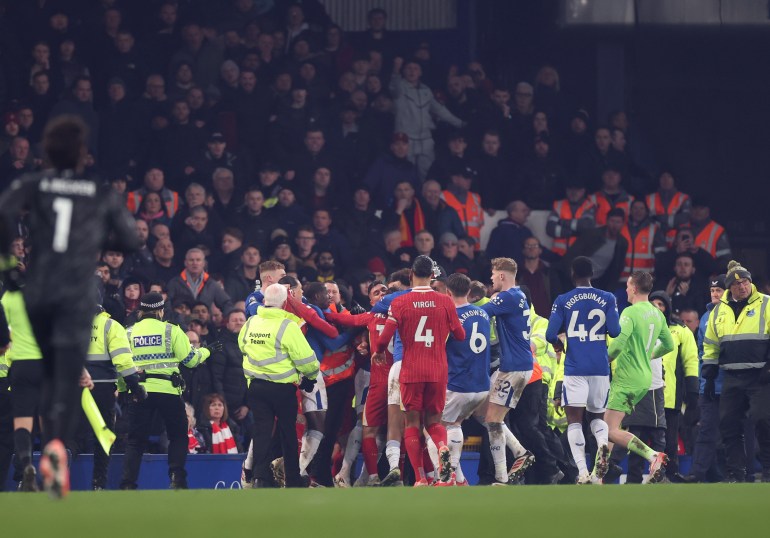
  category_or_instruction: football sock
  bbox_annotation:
[299,429,324,476]
[404,427,425,481]
[420,435,434,478]
[385,440,401,471]
[339,421,363,477]
[13,428,32,469]
[567,423,588,476]
[243,440,254,471]
[628,435,657,462]
[502,423,526,458]
[590,418,609,448]
[426,422,448,449]
[362,436,380,478]
[487,422,507,483]
[446,425,465,482]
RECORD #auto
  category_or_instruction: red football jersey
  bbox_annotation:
[378,286,465,383]
[325,310,393,384]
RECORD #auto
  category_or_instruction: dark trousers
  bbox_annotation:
[314,377,353,486]
[248,379,302,487]
[691,395,720,480]
[719,372,770,479]
[665,408,680,475]
[0,378,13,491]
[71,383,116,488]
[120,392,187,488]
[508,381,559,483]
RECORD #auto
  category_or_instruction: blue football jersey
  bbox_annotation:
[372,289,409,363]
[480,287,533,373]
[546,286,621,376]
[447,304,491,393]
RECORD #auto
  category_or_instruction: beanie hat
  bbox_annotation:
[139,292,165,312]
[649,291,672,325]
[709,274,727,290]
[724,260,751,288]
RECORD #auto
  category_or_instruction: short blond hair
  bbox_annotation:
[259,260,285,274]
[491,257,517,275]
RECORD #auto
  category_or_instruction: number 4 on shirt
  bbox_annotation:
[415,316,434,347]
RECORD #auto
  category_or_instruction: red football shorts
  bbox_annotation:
[362,382,388,427]
[400,381,447,415]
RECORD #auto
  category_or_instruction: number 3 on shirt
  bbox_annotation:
[415,316,434,348]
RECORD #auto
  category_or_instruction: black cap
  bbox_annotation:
[710,274,726,290]
[271,235,291,251]
[208,132,225,143]
[139,292,165,312]
[451,164,477,179]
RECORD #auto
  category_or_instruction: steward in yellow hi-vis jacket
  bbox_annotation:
[240,283,319,488]
[120,293,222,490]
[702,261,770,482]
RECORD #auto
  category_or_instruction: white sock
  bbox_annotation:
[299,429,324,476]
[590,418,609,447]
[446,425,465,483]
[385,440,400,471]
[243,440,254,470]
[339,422,362,477]
[502,423,526,458]
[567,423,588,476]
[424,430,439,471]
[487,422,507,482]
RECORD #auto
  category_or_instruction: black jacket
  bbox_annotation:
[209,328,248,411]
[559,226,628,292]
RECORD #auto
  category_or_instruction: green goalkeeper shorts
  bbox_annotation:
[606,382,648,415]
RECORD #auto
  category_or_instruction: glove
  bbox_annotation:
[701,364,718,380]
[204,340,223,354]
[299,376,317,392]
[124,373,148,402]
[704,379,717,402]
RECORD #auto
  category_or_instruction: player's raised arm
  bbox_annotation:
[289,294,340,338]
[325,309,373,329]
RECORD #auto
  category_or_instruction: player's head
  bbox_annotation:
[446,273,471,301]
[388,268,411,291]
[627,271,654,299]
[571,256,593,284]
[649,290,671,324]
[411,255,435,283]
[490,257,517,292]
[278,274,302,298]
[43,114,88,171]
[263,283,288,308]
[305,281,330,309]
[367,281,388,306]
[468,280,488,303]
[259,260,286,286]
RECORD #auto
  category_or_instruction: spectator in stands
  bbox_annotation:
[382,180,425,248]
[475,85,515,155]
[136,191,172,228]
[153,98,206,189]
[445,74,481,125]
[420,179,466,242]
[148,237,179,285]
[510,82,536,157]
[414,230,435,257]
[442,165,484,249]
[16,106,41,146]
[546,179,595,257]
[126,167,180,219]
[427,128,471,187]
[289,127,345,197]
[363,132,420,210]
[193,133,247,187]
[209,167,242,225]
[234,69,272,162]
[136,74,170,134]
[170,22,224,91]
[209,227,244,277]
[619,199,666,283]
[302,166,339,211]
[271,234,303,276]
[225,245,261,303]
[389,56,463,178]
[209,309,250,444]
[167,247,233,313]
[28,70,56,127]
[312,208,352,273]
[576,126,625,193]
[358,8,398,63]
[0,136,36,186]
[270,185,309,238]
[458,236,489,282]
[50,75,99,157]
[645,171,692,248]
[235,186,276,256]
[485,200,533,265]
[559,208,628,292]
[315,250,338,283]
[655,228,716,286]
[293,225,318,270]
[472,129,516,214]
[561,108,592,175]
[663,252,709,318]
[174,206,216,257]
[534,64,569,128]
[120,276,145,327]
[335,187,382,260]
[433,232,471,276]
[610,127,650,197]
[99,78,138,171]
[369,227,410,274]
[518,132,567,210]
[125,218,154,278]
[685,198,732,271]
[270,83,323,164]
[590,167,633,226]
[517,237,558,318]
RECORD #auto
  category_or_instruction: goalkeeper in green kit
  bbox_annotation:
[597,271,674,484]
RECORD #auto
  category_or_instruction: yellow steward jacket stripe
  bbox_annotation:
[87,312,138,382]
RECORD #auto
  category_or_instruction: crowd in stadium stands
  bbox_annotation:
[1,0,767,487]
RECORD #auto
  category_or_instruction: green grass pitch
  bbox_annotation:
[1,485,767,537]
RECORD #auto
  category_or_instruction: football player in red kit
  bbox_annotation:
[373,256,465,486]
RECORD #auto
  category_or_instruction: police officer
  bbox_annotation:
[703,260,770,482]
[240,283,319,488]
[81,306,145,490]
[120,292,221,490]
